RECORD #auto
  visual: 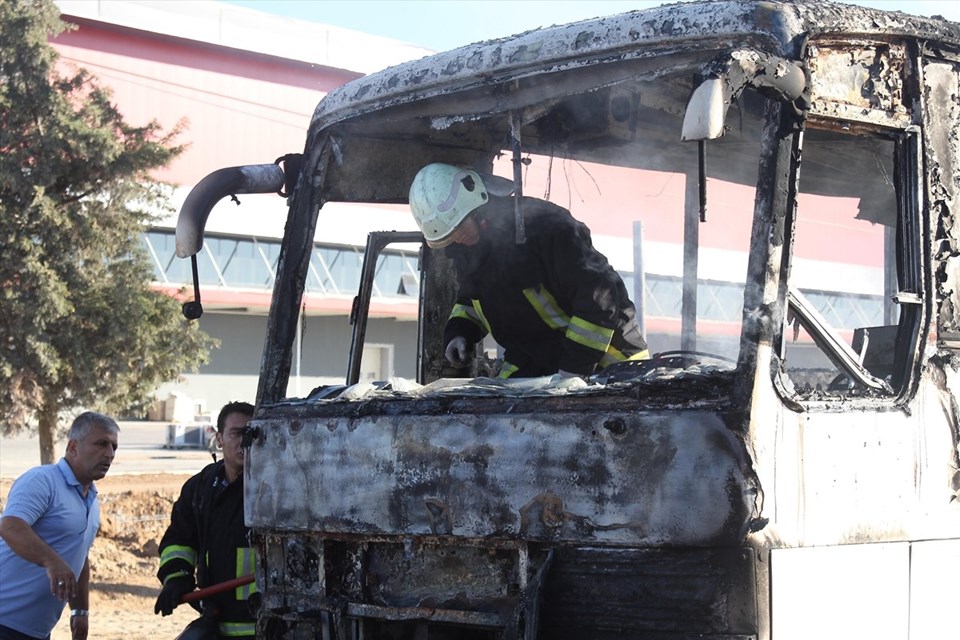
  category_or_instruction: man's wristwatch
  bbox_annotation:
[70,609,89,617]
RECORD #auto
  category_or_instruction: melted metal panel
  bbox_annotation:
[257,535,532,629]
[806,41,912,128]
[925,59,960,339]
[256,536,759,637]
[258,534,322,613]
[308,1,959,137]
[247,409,754,546]
[538,547,757,637]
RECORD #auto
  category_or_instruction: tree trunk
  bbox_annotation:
[37,397,59,465]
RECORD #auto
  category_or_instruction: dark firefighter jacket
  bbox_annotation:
[444,196,648,377]
[157,461,256,638]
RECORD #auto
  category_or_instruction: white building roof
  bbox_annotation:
[54,0,435,75]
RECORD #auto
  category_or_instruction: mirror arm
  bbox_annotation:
[682,49,807,142]
[509,111,526,245]
[698,140,707,223]
[182,254,204,320]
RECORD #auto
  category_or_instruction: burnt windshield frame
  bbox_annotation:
[273,53,778,401]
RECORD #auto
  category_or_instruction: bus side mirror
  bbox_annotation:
[682,49,807,142]
[682,77,726,141]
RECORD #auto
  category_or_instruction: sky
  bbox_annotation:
[222,0,960,52]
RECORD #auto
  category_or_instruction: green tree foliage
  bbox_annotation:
[0,0,217,463]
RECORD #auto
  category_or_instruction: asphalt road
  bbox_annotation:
[0,422,217,479]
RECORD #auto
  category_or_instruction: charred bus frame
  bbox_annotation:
[176,1,960,638]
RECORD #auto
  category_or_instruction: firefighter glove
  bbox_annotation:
[444,336,470,366]
[154,574,195,616]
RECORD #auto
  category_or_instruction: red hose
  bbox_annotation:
[181,574,255,603]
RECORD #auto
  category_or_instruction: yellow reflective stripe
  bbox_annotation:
[471,300,492,335]
[449,302,483,328]
[600,347,650,368]
[565,316,615,353]
[236,548,258,598]
[219,621,255,637]
[161,570,190,585]
[599,345,627,368]
[523,286,570,330]
[498,362,519,379]
[159,545,197,571]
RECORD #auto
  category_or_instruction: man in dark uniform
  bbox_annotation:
[154,401,256,639]
[409,163,648,378]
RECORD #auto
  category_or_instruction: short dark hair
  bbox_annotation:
[68,412,120,441]
[216,401,254,433]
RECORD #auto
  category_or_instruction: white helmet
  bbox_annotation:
[409,163,489,248]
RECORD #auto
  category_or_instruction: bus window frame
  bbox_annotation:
[775,125,926,406]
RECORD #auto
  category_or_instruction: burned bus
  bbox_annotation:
[175,1,960,638]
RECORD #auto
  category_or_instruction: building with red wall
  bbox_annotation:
[52,0,432,414]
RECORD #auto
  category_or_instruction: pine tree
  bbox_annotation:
[0,0,217,463]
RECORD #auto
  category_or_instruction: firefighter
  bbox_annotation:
[154,401,256,639]
[409,162,649,379]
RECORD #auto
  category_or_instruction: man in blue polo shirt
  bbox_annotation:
[0,411,120,640]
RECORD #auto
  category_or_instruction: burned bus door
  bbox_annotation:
[762,40,960,639]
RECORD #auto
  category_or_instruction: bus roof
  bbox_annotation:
[307,0,960,138]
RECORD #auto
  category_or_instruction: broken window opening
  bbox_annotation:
[324,76,774,398]
[778,127,922,400]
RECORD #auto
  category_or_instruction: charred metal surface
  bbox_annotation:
[247,401,755,546]
[344,603,502,629]
[361,542,519,612]
[258,534,323,613]
[279,371,736,418]
[257,535,759,638]
[305,3,958,205]
[924,58,960,337]
[256,136,332,406]
[700,48,806,110]
[806,41,912,128]
[258,535,532,632]
[309,1,958,141]
[420,247,460,384]
[734,99,796,419]
[537,546,757,638]
[503,548,553,640]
